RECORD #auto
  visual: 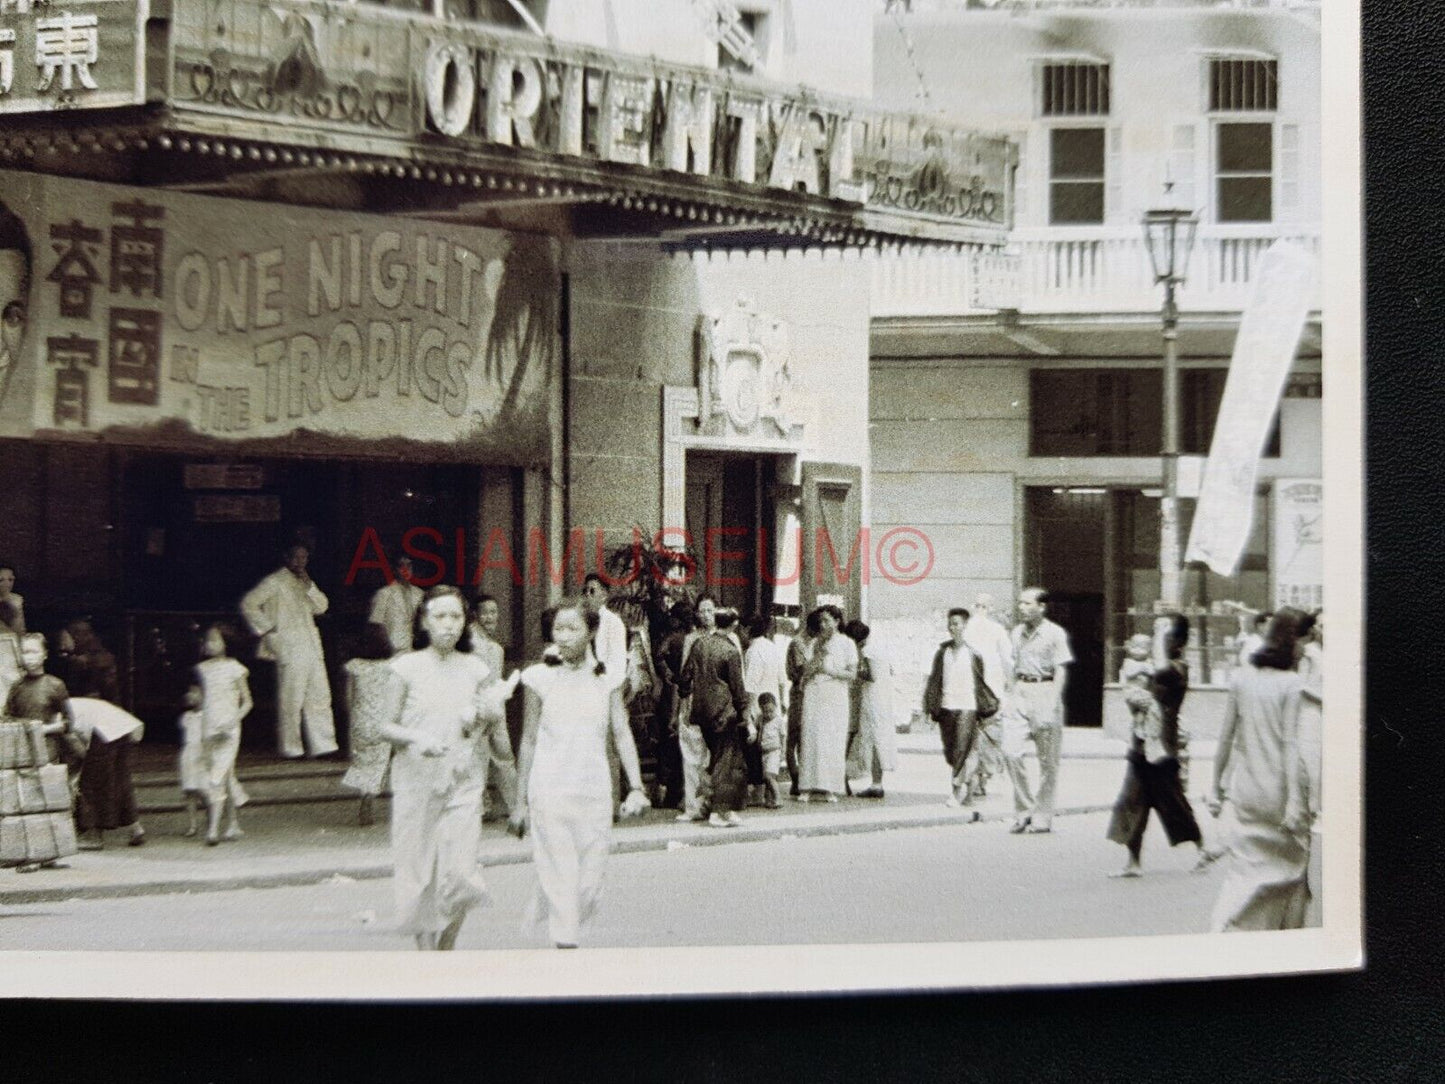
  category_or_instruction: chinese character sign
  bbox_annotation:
[0,169,559,465]
[1273,479,1323,612]
[0,0,143,113]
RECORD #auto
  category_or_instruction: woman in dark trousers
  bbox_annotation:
[1105,613,1213,877]
[784,609,821,798]
[61,620,146,850]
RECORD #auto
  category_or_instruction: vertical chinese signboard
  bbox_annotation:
[0,0,146,113]
[1272,478,1323,612]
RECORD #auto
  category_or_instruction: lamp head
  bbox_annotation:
[1142,205,1199,286]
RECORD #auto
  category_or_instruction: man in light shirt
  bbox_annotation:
[241,544,338,758]
[1008,587,1074,833]
[922,608,984,809]
[742,614,786,711]
[471,593,518,821]
[582,572,631,816]
[581,573,628,681]
[368,554,422,656]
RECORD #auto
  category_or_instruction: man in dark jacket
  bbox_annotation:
[922,607,989,811]
[651,600,694,810]
[679,608,751,827]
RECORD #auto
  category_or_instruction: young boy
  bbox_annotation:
[756,692,784,810]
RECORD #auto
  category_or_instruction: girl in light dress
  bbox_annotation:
[341,622,401,828]
[177,683,206,837]
[510,598,649,949]
[194,624,252,846]
[377,585,497,951]
[796,605,858,803]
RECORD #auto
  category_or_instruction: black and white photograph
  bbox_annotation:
[0,0,1360,998]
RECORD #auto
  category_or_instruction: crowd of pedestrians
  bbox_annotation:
[0,544,1327,943]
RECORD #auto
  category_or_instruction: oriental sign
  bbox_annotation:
[416,37,1011,230]
[157,0,1011,237]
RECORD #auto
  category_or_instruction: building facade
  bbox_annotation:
[0,0,1010,743]
[868,0,1323,728]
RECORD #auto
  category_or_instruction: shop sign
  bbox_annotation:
[183,463,264,489]
[1272,478,1323,611]
[414,35,1011,230]
[0,0,146,114]
[193,493,280,523]
[0,170,558,463]
[162,0,1011,236]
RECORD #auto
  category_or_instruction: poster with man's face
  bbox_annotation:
[0,173,43,439]
[0,201,33,434]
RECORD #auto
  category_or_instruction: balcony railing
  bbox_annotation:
[871,225,1321,318]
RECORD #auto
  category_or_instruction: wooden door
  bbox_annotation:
[800,461,863,620]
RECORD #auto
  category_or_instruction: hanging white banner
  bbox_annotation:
[1185,240,1317,576]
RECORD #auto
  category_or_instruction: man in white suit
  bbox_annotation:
[241,544,338,758]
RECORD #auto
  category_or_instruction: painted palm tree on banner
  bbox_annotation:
[484,234,559,420]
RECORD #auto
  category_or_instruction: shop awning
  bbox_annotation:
[0,0,1015,250]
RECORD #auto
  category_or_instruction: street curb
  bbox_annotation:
[0,803,1116,906]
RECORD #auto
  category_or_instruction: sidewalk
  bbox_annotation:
[1,728,1216,904]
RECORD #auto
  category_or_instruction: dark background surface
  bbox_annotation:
[5,1,1442,1079]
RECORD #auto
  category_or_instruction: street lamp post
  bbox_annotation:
[1142,203,1198,610]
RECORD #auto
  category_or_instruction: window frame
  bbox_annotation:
[1046,119,1108,227]
[1204,56,1280,225]
[1212,117,1277,225]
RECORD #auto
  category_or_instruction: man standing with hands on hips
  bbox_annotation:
[241,544,338,759]
[1008,587,1073,834]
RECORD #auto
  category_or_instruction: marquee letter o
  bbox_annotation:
[425,44,476,139]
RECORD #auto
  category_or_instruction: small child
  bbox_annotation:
[1122,667,1168,766]
[756,692,784,810]
[178,683,206,837]
[1119,633,1153,685]
[194,624,252,846]
[1123,628,1193,790]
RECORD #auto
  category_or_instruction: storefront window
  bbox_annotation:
[1030,368,1281,458]
[1110,487,1270,688]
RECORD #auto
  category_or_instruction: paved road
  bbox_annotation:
[0,810,1224,951]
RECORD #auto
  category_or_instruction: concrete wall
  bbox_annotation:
[873,6,1322,228]
[543,0,874,98]
[565,242,872,561]
[868,355,1323,624]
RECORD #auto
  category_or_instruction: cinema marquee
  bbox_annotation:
[0,0,1014,248]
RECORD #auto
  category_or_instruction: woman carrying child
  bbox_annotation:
[341,623,401,827]
[510,598,649,948]
[377,585,494,951]
[1105,614,1213,878]
[194,623,253,846]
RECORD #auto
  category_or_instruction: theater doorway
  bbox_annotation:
[683,451,785,621]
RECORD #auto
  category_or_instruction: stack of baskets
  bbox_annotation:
[0,717,78,866]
